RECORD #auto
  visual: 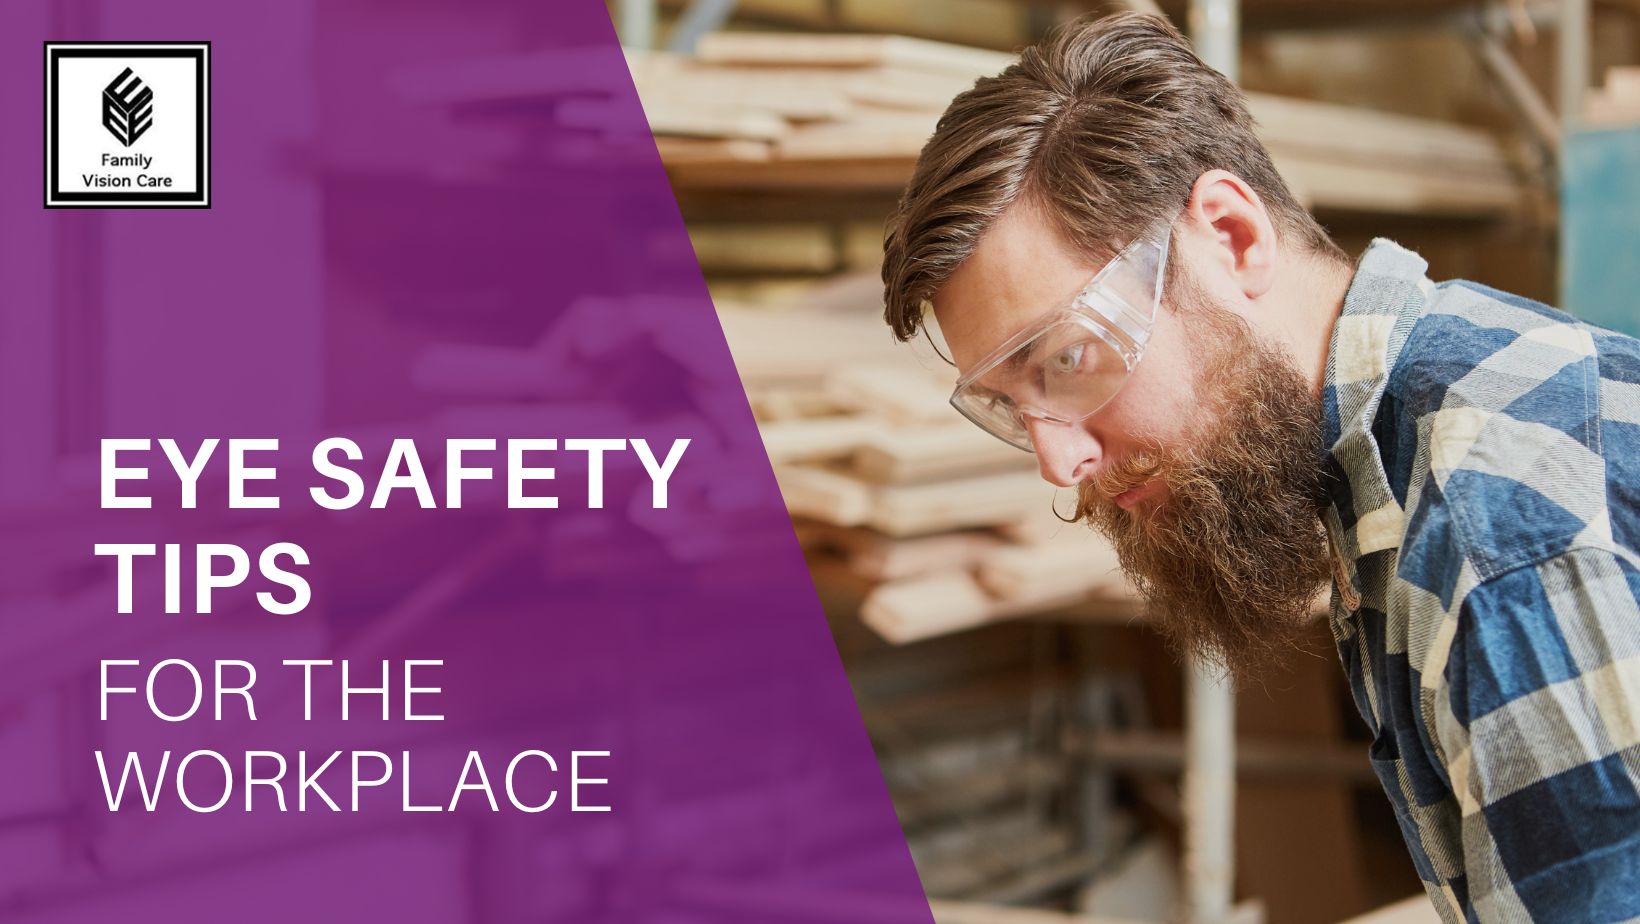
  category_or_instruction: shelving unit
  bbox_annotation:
[595,3,1629,923]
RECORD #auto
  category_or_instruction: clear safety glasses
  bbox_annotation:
[948,218,1173,452]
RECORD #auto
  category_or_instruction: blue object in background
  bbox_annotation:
[1563,126,1640,337]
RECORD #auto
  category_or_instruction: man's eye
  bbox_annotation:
[1048,343,1085,374]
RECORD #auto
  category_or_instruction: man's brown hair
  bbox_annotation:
[881,12,1343,341]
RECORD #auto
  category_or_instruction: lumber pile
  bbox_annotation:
[1587,67,1640,127]
[843,617,1171,911]
[634,33,1529,218]
[717,301,1139,645]
[629,34,1002,192]
[656,0,1034,51]
[389,29,1532,218]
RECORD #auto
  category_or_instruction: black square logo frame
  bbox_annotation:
[45,42,211,208]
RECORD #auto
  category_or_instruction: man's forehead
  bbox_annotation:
[931,205,1102,372]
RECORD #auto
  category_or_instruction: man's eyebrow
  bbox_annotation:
[1012,328,1063,367]
[1003,346,1037,371]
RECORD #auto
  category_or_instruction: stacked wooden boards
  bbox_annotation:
[656,0,1034,51]
[642,32,1531,219]
[717,302,1139,645]
[1587,67,1640,127]
[629,33,1003,192]
[386,29,1533,218]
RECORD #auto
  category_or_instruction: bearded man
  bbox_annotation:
[881,13,1640,922]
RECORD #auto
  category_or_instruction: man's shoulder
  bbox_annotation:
[1398,278,1640,380]
[1390,279,1626,411]
[1386,279,1640,583]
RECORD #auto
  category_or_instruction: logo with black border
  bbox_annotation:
[45,42,210,208]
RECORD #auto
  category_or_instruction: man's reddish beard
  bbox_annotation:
[1073,283,1330,679]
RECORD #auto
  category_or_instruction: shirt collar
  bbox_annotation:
[1320,239,1433,587]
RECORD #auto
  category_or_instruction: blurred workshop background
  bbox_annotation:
[607,2,1640,923]
[1,1,1635,923]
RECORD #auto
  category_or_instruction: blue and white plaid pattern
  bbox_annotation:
[1322,240,1640,922]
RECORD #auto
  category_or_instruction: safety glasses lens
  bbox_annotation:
[950,320,1131,451]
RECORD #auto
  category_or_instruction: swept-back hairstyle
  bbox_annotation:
[881,12,1343,340]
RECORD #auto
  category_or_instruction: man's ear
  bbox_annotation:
[1184,170,1278,300]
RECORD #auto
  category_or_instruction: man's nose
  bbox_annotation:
[1025,418,1100,488]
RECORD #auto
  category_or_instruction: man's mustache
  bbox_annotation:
[1079,452,1167,509]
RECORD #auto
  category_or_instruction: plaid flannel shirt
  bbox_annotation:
[1322,240,1640,922]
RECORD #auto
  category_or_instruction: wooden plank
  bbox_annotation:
[563,98,787,140]
[662,0,1030,51]
[1585,89,1640,127]
[670,147,1526,217]
[688,223,839,273]
[872,470,1050,536]
[1271,154,1524,218]
[642,57,1529,220]
[708,277,833,307]
[715,305,908,386]
[798,521,1002,581]
[1247,93,1511,174]
[410,37,1531,223]
[777,108,941,159]
[1268,138,1514,187]
[845,68,980,111]
[861,569,1092,644]
[668,156,916,191]
[695,32,1015,78]
[1606,66,1640,104]
[655,137,772,165]
[861,572,998,643]
[1170,0,1491,30]
[846,529,1004,581]
[824,362,955,423]
[779,464,1047,535]
[995,516,1086,545]
[757,416,883,464]
[629,52,855,121]
[773,464,874,526]
[977,532,1128,601]
[836,0,1029,52]
[746,385,846,421]
[853,424,1029,484]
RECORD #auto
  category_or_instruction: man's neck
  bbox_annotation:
[1281,251,1357,397]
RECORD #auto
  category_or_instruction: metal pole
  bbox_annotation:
[1189,0,1240,82]
[1183,663,1236,922]
[616,0,656,50]
[1472,29,1562,157]
[667,0,740,53]
[1183,6,1239,919]
[1557,0,1589,131]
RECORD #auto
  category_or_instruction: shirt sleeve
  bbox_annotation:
[1431,545,1640,922]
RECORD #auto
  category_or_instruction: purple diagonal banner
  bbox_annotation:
[0,1,934,921]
